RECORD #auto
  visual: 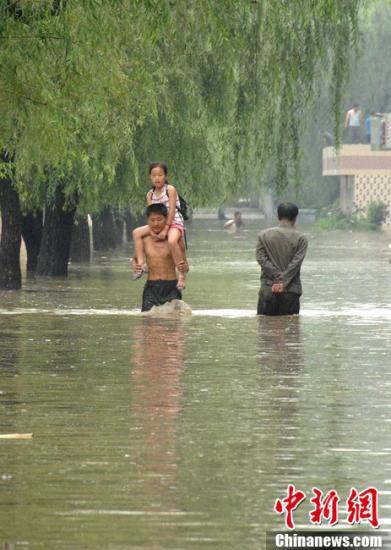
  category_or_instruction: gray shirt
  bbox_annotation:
[256,223,308,295]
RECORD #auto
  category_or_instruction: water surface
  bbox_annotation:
[0,221,390,548]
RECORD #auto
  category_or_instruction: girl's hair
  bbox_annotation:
[149,162,168,176]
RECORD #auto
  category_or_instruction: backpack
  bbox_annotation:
[177,193,189,221]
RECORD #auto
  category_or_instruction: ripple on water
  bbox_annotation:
[0,305,390,320]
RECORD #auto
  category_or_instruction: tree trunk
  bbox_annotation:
[21,210,43,273]
[0,176,22,290]
[70,215,91,262]
[124,210,138,241]
[36,186,77,276]
[92,207,117,251]
[114,213,124,245]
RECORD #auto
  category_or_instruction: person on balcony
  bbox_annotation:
[365,111,377,144]
[345,104,363,144]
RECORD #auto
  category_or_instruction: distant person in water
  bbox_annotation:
[224,211,244,232]
[132,204,186,312]
[132,162,188,291]
[256,203,308,316]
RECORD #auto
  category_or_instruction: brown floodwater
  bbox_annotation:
[0,221,390,549]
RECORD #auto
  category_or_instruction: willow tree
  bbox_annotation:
[346,0,391,113]
[0,1,155,279]
[0,0,362,288]
[277,0,391,210]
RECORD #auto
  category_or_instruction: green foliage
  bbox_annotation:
[286,0,391,211]
[317,203,387,232]
[0,0,362,213]
[366,201,388,226]
[317,211,371,231]
[347,0,391,113]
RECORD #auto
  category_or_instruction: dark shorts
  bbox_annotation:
[142,280,182,312]
[257,290,300,316]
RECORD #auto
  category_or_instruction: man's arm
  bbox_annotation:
[131,238,146,274]
[256,236,283,281]
[281,236,308,289]
[131,256,143,275]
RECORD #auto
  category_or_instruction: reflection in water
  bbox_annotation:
[0,316,21,542]
[131,319,185,515]
[256,316,306,524]
[257,315,302,371]
[0,316,21,431]
[256,316,303,439]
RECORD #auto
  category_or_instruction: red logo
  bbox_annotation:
[274,486,379,529]
[346,487,379,528]
[310,488,340,526]
[274,484,306,530]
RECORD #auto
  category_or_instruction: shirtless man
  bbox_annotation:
[132,203,185,311]
[224,211,244,233]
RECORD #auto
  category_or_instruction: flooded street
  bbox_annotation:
[1,221,391,548]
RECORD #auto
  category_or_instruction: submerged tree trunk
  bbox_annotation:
[36,186,77,276]
[92,207,117,251]
[70,215,91,262]
[0,176,22,290]
[21,210,43,274]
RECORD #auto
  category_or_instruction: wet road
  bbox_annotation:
[0,221,390,548]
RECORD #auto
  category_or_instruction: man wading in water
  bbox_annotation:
[256,202,308,316]
[132,204,187,312]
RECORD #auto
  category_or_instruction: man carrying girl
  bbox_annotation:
[132,162,189,290]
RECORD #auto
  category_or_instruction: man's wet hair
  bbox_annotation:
[277,202,299,221]
[146,203,168,217]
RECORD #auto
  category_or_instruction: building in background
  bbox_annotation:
[323,114,391,228]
